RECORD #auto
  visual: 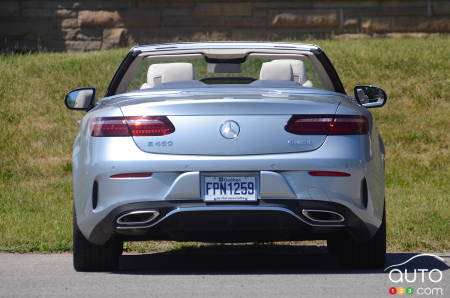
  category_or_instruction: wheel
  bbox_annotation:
[328,208,386,269]
[73,213,122,272]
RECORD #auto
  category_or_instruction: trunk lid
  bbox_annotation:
[117,92,341,155]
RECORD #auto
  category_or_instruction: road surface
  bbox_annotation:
[0,245,448,297]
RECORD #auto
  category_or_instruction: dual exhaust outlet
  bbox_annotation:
[116,210,159,226]
[115,209,345,227]
[301,209,345,223]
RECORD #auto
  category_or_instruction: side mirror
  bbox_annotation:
[354,85,387,108]
[64,87,96,110]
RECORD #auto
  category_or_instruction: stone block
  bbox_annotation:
[253,8,267,18]
[231,29,268,40]
[361,18,392,32]
[345,7,427,17]
[55,9,77,18]
[127,27,230,44]
[117,10,160,27]
[432,1,450,15]
[344,18,359,27]
[61,28,79,40]
[331,33,371,40]
[191,30,229,41]
[78,10,160,28]
[137,1,194,9]
[101,28,128,49]
[22,1,75,9]
[193,3,252,17]
[253,2,315,9]
[75,1,136,9]
[268,28,332,40]
[314,1,378,8]
[380,1,428,8]
[75,28,103,41]
[65,40,101,52]
[62,18,78,28]
[393,17,450,32]
[162,9,192,16]
[78,10,121,27]
[271,11,339,27]
[379,32,439,38]
[163,16,266,28]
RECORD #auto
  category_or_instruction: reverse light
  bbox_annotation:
[285,115,368,135]
[91,116,175,137]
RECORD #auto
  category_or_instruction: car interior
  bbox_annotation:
[139,60,314,90]
[115,50,336,94]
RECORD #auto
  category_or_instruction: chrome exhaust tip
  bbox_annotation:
[301,209,345,223]
[116,210,159,226]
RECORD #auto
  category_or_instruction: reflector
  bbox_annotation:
[110,173,152,178]
[308,171,351,177]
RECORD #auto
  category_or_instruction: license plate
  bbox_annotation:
[203,176,257,202]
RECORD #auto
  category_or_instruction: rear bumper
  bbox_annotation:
[87,199,373,245]
[73,135,385,244]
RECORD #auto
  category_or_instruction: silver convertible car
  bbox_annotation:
[65,42,388,271]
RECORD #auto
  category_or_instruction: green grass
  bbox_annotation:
[0,37,449,253]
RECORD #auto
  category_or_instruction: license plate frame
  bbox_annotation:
[201,173,259,202]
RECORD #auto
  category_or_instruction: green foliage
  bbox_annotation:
[0,37,448,252]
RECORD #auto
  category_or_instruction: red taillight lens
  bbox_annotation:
[308,171,351,177]
[110,173,152,178]
[285,115,368,135]
[91,116,175,137]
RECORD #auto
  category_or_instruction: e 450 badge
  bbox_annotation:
[148,141,174,147]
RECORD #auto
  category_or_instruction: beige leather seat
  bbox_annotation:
[140,63,195,89]
[259,59,313,87]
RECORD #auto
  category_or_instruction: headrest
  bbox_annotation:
[271,59,308,84]
[259,61,294,81]
[145,63,195,88]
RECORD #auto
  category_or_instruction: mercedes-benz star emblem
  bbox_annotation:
[220,120,240,139]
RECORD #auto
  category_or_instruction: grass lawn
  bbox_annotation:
[0,37,448,253]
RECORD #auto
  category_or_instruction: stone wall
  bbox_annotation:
[1,0,449,52]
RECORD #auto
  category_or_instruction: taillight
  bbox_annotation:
[91,116,175,137]
[285,115,368,135]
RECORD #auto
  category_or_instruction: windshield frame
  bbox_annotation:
[105,43,345,97]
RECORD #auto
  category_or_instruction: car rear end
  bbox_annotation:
[73,92,384,251]
[70,42,386,271]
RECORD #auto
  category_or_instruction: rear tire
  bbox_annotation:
[328,208,386,269]
[73,214,122,272]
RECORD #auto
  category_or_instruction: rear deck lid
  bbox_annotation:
[117,91,341,155]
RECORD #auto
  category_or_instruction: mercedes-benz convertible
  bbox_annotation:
[65,42,388,271]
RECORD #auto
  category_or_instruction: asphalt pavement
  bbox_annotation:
[0,245,448,298]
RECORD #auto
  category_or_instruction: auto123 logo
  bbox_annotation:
[385,254,446,296]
